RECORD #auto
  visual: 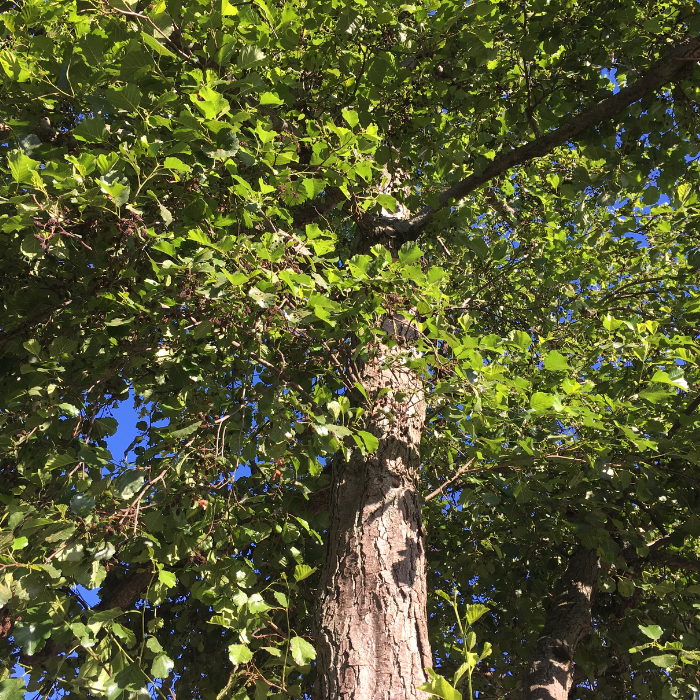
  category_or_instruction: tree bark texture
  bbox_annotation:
[315,338,431,700]
[522,547,601,700]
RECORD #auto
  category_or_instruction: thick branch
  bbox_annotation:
[624,539,700,574]
[668,392,700,437]
[18,569,152,666]
[291,186,347,227]
[405,37,700,236]
[522,547,600,700]
[647,552,700,574]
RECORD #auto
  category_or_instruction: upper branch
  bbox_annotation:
[402,36,700,238]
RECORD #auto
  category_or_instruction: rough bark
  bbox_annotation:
[315,336,431,700]
[522,547,601,700]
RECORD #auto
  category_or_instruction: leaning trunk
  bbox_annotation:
[315,338,431,699]
[522,547,601,700]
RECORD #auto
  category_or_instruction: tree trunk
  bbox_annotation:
[522,547,601,700]
[315,336,431,699]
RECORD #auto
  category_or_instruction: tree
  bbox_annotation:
[1,0,700,698]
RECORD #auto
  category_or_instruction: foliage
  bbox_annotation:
[419,593,492,700]
[0,0,700,697]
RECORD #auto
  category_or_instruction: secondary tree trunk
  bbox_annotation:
[315,336,431,699]
[521,547,601,700]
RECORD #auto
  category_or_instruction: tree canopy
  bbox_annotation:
[1,0,700,698]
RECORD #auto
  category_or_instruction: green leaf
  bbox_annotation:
[93,416,118,436]
[105,84,142,112]
[158,569,177,588]
[112,622,136,647]
[376,193,397,212]
[73,117,108,143]
[651,370,688,391]
[169,421,201,438]
[646,654,676,668]
[273,590,288,607]
[510,330,531,350]
[164,156,191,173]
[92,542,116,560]
[141,31,178,58]
[598,574,616,593]
[190,86,230,120]
[530,392,554,411]
[453,661,470,686]
[639,624,663,641]
[146,636,164,654]
[543,350,570,371]
[289,635,316,665]
[0,533,13,555]
[249,286,276,308]
[398,241,422,265]
[547,172,560,189]
[70,492,95,516]
[228,644,254,665]
[159,203,173,225]
[214,37,237,65]
[106,664,147,696]
[237,46,266,70]
[20,234,42,258]
[99,178,130,207]
[342,109,360,127]
[468,237,489,259]
[95,152,119,175]
[80,33,107,65]
[248,593,271,613]
[0,679,25,700]
[0,583,12,606]
[210,128,240,158]
[618,578,635,598]
[678,182,692,203]
[224,271,249,285]
[50,337,79,356]
[188,228,212,246]
[357,430,379,453]
[259,91,283,106]
[113,471,144,500]
[14,621,53,655]
[8,149,39,184]
[151,653,174,679]
[90,609,124,624]
[479,641,493,660]
[465,603,489,626]
[294,564,316,582]
[639,389,672,404]
[418,670,462,700]
[23,339,42,357]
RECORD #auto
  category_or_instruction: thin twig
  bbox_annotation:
[229,339,317,406]
[103,1,192,62]
[436,236,452,257]
[425,458,476,502]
